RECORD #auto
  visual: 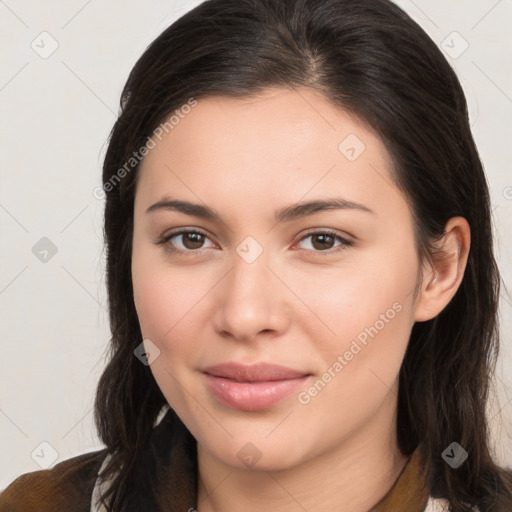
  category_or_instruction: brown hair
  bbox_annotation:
[94,0,512,510]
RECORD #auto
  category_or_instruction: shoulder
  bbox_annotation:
[0,448,108,512]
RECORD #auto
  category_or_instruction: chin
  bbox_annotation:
[199,433,309,472]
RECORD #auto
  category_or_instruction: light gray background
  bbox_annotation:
[1,0,511,488]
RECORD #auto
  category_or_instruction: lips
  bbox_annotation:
[202,362,311,411]
[203,362,309,382]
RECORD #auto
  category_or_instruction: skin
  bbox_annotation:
[131,87,470,512]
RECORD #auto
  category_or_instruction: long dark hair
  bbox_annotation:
[94,0,512,510]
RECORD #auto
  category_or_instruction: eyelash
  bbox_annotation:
[156,228,354,257]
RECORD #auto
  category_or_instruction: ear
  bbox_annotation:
[414,217,471,322]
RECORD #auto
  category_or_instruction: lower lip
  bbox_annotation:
[204,374,310,411]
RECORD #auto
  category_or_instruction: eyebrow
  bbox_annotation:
[145,196,374,223]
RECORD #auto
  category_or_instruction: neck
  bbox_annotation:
[196,392,408,512]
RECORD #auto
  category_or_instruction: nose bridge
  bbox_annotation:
[212,246,289,341]
[231,248,269,299]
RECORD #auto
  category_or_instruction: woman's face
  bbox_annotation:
[131,87,425,471]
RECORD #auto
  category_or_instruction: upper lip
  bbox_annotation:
[202,362,310,382]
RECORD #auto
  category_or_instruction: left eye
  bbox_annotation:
[297,231,352,253]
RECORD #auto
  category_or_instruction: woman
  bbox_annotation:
[1,0,511,510]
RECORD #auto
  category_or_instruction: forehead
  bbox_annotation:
[135,87,401,220]
[145,88,385,161]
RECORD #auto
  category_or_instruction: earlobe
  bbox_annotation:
[413,217,471,322]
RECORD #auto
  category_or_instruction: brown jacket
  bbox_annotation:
[0,407,431,511]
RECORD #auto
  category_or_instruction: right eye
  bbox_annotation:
[157,229,217,256]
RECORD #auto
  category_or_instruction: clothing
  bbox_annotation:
[0,404,469,511]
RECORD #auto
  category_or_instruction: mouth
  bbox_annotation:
[202,362,312,411]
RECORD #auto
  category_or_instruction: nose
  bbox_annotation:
[211,252,291,344]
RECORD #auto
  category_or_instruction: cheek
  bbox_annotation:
[296,249,418,340]
[132,266,171,341]
[295,243,419,387]
[132,244,200,342]
[131,259,200,410]
[132,273,172,382]
[292,272,415,437]
[131,250,216,386]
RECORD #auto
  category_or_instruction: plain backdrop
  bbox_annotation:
[1,0,511,488]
